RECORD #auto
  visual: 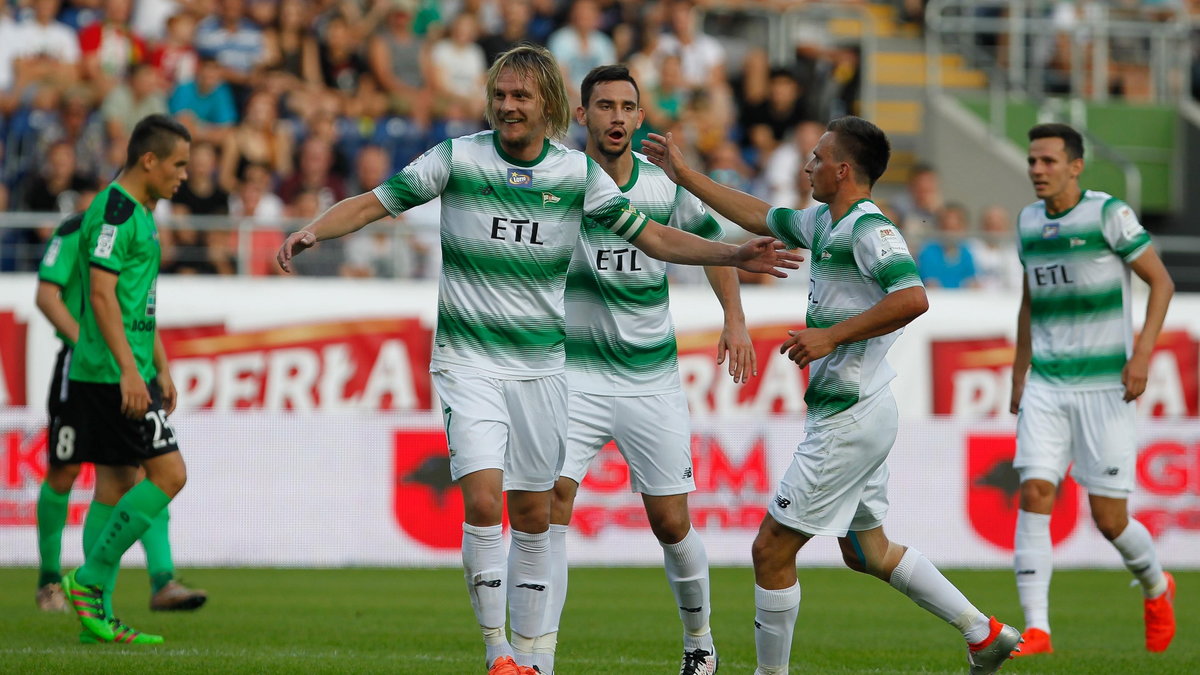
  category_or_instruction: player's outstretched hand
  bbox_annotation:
[277,230,317,273]
[641,132,688,184]
[717,319,757,383]
[733,237,803,278]
[781,328,836,369]
[120,370,152,420]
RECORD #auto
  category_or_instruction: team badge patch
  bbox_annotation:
[1042,223,1059,239]
[507,168,534,188]
[542,191,560,205]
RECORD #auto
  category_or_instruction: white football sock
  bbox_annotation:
[754,583,799,673]
[508,528,551,666]
[1014,509,1053,632]
[1111,518,1167,598]
[534,523,568,675]
[889,547,991,643]
[662,527,715,653]
[462,523,511,666]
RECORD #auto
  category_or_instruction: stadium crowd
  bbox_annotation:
[0,0,1193,284]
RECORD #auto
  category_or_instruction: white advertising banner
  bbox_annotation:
[1,408,1196,568]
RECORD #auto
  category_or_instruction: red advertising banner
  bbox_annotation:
[0,311,26,407]
[160,318,434,410]
[931,331,1200,418]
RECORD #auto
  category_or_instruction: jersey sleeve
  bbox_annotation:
[766,206,813,250]
[1101,198,1152,262]
[38,216,82,286]
[372,139,452,216]
[86,191,138,274]
[671,185,723,241]
[582,156,648,241]
[853,215,923,293]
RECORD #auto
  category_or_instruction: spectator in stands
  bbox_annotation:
[733,47,771,139]
[13,0,81,97]
[345,144,393,196]
[78,0,147,98]
[37,88,109,182]
[195,0,267,99]
[100,62,169,143]
[429,12,488,122]
[309,14,368,102]
[656,0,726,92]
[130,0,180,42]
[219,88,294,192]
[0,6,21,111]
[917,202,978,289]
[227,161,286,275]
[969,205,1023,291]
[277,137,347,212]
[743,69,812,151]
[262,0,312,84]
[164,140,228,275]
[480,0,535,65]
[641,53,687,140]
[890,162,942,245]
[368,0,433,129]
[284,187,345,276]
[762,119,823,210]
[169,56,239,145]
[548,0,616,107]
[150,11,200,88]
[14,140,96,214]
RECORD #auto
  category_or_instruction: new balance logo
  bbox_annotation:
[474,579,502,588]
[1017,569,1037,576]
[754,621,763,629]
[683,467,693,479]
[516,583,546,592]
[774,495,791,509]
[1105,466,1120,476]
[680,606,702,613]
[480,185,494,196]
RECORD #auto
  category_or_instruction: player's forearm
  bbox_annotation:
[35,282,79,344]
[635,222,737,266]
[1012,301,1033,382]
[91,286,139,374]
[675,166,773,237]
[152,332,170,376]
[827,286,928,346]
[303,193,389,242]
[1132,272,1175,360]
[703,265,746,323]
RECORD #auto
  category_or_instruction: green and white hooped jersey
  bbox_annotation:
[565,154,723,395]
[1017,190,1151,389]
[372,131,649,378]
[767,200,923,424]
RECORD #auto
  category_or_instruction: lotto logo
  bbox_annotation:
[507,169,533,188]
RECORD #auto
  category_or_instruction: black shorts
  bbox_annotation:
[50,378,181,467]
[46,345,74,466]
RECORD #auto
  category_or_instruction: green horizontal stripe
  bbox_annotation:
[441,232,571,287]
[1030,286,1124,319]
[565,328,677,373]
[436,301,564,356]
[565,267,669,310]
[1031,352,1127,380]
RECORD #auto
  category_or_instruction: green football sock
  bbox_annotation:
[141,508,175,594]
[76,481,171,590]
[36,481,70,588]
[82,501,118,616]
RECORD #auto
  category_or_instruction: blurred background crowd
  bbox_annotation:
[0,0,1195,286]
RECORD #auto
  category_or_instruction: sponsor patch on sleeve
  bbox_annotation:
[876,226,908,256]
[1117,206,1144,240]
[94,224,117,259]
[42,237,61,266]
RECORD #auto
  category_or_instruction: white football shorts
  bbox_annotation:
[1015,381,1137,497]
[768,392,897,537]
[560,389,695,496]
[431,369,567,492]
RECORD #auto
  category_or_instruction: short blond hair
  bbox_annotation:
[484,43,571,141]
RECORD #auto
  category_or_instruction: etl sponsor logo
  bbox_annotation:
[932,331,1199,418]
[966,434,1080,551]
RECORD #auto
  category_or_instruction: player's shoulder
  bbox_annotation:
[54,211,86,238]
[849,201,894,234]
[88,185,137,227]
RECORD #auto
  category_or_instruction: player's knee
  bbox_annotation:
[1092,512,1128,541]
[648,510,690,545]
[1018,479,1057,512]
[462,490,504,524]
[751,531,787,570]
[840,547,867,574]
[46,463,81,493]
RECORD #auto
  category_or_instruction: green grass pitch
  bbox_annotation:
[3,567,1194,673]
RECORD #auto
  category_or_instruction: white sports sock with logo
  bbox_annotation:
[662,527,715,653]
[508,528,551,668]
[462,522,511,667]
[1112,518,1167,598]
[889,547,991,643]
[754,583,800,674]
[1014,509,1053,632]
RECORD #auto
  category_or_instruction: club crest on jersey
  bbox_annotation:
[542,191,560,206]
[1041,224,1059,239]
[507,168,533,188]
